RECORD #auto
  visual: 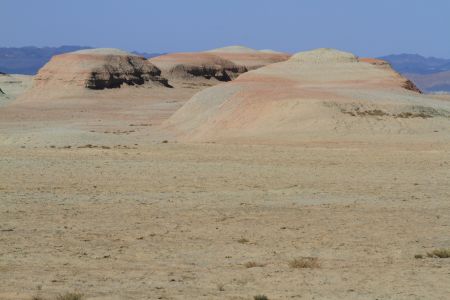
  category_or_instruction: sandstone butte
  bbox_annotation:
[149,52,247,84]
[149,46,290,87]
[20,48,170,100]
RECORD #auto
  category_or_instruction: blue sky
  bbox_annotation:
[1,0,449,57]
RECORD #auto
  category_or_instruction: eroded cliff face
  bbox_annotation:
[150,52,247,84]
[84,55,170,89]
[32,49,170,92]
[167,63,247,82]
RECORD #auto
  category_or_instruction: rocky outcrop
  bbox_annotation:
[150,52,247,83]
[402,79,422,93]
[83,55,169,89]
[168,62,245,82]
[33,48,170,91]
[150,47,289,87]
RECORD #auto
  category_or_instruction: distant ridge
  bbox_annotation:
[0,46,164,75]
[379,53,450,75]
[380,54,450,93]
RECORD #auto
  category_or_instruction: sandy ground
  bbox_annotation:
[0,142,449,300]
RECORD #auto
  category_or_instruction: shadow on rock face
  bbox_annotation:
[84,56,172,89]
[169,64,247,82]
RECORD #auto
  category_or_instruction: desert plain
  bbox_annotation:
[0,47,449,300]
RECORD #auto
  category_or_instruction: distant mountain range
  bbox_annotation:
[0,47,449,93]
[0,46,164,75]
[379,54,450,93]
[379,54,450,75]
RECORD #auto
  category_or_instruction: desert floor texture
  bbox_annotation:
[1,142,450,300]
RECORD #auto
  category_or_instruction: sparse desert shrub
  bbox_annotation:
[289,257,320,269]
[32,294,82,300]
[244,261,266,268]
[414,254,423,259]
[254,295,269,300]
[237,238,249,244]
[56,293,83,300]
[427,249,450,258]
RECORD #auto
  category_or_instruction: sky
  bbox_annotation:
[1,0,450,58]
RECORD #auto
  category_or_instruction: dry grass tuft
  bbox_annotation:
[56,293,83,300]
[289,257,320,269]
[427,249,450,258]
[254,295,269,300]
[31,293,83,300]
[237,238,249,244]
[244,261,266,268]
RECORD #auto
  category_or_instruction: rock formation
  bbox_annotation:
[149,46,290,87]
[150,52,247,83]
[29,48,169,97]
[206,45,291,70]
[166,48,450,144]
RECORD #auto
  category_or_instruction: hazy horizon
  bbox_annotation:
[1,0,450,58]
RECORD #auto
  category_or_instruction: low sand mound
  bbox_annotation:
[290,48,358,64]
[166,48,450,144]
[22,48,169,99]
[208,45,259,53]
[149,52,247,84]
[259,49,286,54]
[206,45,290,70]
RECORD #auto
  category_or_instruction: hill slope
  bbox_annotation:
[166,48,450,144]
